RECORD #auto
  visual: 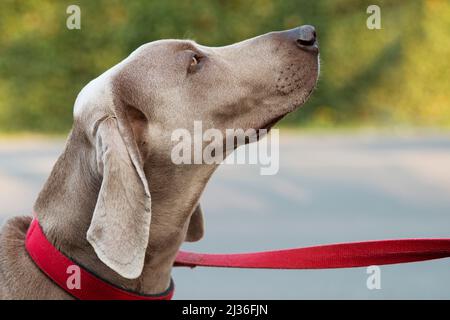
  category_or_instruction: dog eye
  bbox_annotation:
[190,55,199,67]
[188,53,204,73]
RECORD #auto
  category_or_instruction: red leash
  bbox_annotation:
[175,239,450,269]
[26,216,450,300]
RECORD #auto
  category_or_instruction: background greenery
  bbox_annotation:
[0,0,449,133]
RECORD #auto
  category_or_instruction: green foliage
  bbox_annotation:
[0,0,449,132]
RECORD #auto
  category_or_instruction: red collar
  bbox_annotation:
[25,218,174,300]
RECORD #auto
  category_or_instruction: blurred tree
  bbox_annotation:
[0,0,449,132]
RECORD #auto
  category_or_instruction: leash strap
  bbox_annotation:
[27,215,450,299]
[175,239,450,269]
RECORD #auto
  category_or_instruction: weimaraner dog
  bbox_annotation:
[0,25,319,299]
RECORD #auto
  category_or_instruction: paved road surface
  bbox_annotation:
[1,133,449,299]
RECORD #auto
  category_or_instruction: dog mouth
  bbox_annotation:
[258,76,318,135]
[260,114,286,132]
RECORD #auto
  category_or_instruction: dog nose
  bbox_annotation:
[296,25,317,47]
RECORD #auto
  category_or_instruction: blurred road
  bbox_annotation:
[1,133,449,299]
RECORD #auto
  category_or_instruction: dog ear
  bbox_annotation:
[86,99,151,279]
[185,204,204,242]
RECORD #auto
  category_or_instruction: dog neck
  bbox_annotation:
[33,132,215,295]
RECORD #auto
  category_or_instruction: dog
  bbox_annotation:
[0,25,319,299]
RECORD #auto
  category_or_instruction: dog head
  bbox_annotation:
[71,26,319,279]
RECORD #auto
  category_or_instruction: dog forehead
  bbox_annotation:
[131,39,200,62]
